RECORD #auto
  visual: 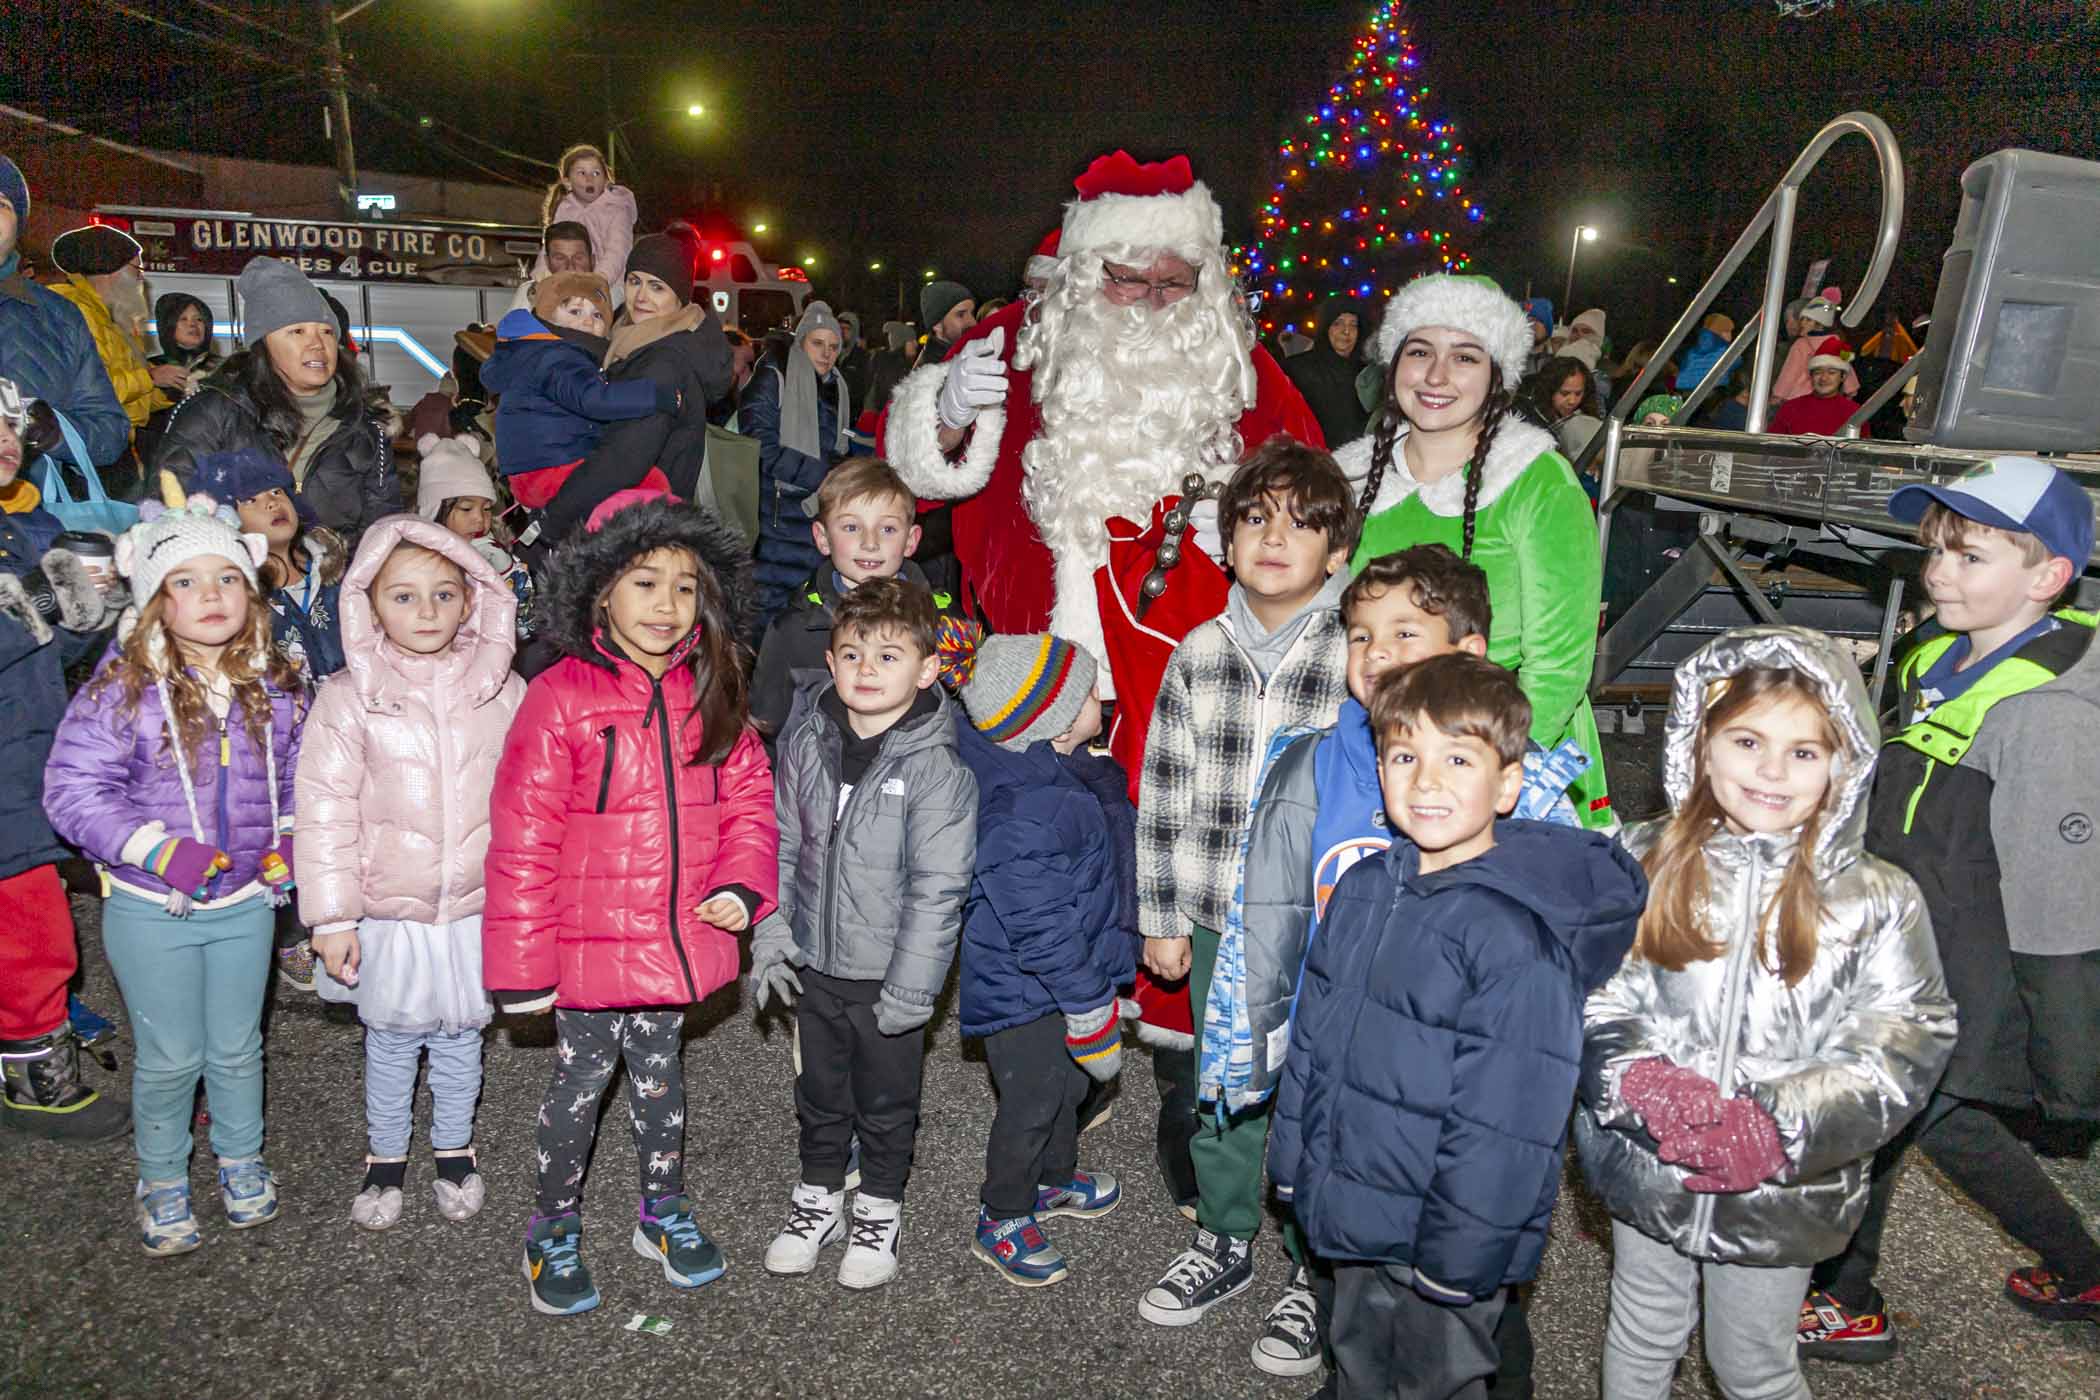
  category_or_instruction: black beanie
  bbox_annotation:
[625,233,695,305]
[51,224,143,277]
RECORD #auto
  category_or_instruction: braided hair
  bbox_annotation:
[1360,357,1512,561]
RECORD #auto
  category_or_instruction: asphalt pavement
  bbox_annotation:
[5,735,2098,1399]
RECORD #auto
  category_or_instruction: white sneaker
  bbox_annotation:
[836,1194,901,1290]
[763,1182,845,1275]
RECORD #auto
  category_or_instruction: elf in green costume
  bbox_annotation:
[1335,273,1613,826]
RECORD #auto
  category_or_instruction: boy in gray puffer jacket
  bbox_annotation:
[748,575,977,1291]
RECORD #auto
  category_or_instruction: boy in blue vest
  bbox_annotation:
[1215,543,1587,1382]
[1802,455,2100,1361]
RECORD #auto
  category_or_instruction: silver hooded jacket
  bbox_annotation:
[1574,626,1956,1267]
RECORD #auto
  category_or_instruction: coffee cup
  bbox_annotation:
[54,530,118,592]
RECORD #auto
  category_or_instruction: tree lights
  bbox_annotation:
[1241,2,1482,336]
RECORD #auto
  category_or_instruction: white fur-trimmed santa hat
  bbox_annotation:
[1058,150,1222,260]
[1372,273,1533,386]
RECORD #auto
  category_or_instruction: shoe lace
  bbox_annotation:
[848,1214,893,1251]
[1159,1245,1223,1292]
[1266,1284,1318,1343]
[655,1207,707,1253]
[537,1228,583,1278]
[781,1201,832,1240]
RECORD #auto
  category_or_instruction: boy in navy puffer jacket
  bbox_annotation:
[944,625,1136,1288]
[1269,654,1644,1398]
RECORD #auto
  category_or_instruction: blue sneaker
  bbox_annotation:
[973,1208,1068,1287]
[524,1212,601,1316]
[68,997,117,1047]
[1036,1169,1121,1220]
[634,1194,726,1288]
[136,1179,203,1257]
[216,1156,279,1229]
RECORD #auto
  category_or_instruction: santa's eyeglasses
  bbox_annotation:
[1100,263,1199,305]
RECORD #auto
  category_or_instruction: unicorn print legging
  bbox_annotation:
[533,1007,687,1217]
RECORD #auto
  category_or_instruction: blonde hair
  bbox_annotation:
[1636,668,1838,987]
[815,458,915,524]
[86,584,304,765]
[544,143,613,224]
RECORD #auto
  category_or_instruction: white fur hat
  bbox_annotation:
[414,432,496,520]
[1807,352,1849,373]
[1058,150,1223,260]
[1372,274,1533,385]
[115,494,267,605]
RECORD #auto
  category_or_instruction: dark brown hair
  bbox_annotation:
[1343,543,1493,645]
[1220,436,1363,561]
[1636,667,1838,986]
[594,544,748,767]
[1367,651,1531,767]
[830,575,940,657]
[1361,354,1513,561]
[1916,500,2051,568]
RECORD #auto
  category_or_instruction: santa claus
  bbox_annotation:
[881,149,1322,725]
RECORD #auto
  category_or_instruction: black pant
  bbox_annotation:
[535,1006,687,1216]
[1329,1263,1505,1400]
[1151,1040,1201,1207]
[794,970,925,1200]
[981,1014,1088,1219]
[1312,1275,1533,1400]
[1815,1089,2100,1311]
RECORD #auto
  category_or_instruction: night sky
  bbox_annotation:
[8,0,2095,341]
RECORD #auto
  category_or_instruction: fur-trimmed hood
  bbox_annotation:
[541,497,755,666]
[1334,415,1560,519]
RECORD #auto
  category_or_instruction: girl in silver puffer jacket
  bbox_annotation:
[1575,626,1956,1400]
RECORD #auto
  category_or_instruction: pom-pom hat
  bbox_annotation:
[1372,273,1533,385]
[936,618,1098,751]
[1058,150,1223,261]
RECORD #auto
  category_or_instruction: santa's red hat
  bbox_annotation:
[1025,227,1062,282]
[1058,150,1222,260]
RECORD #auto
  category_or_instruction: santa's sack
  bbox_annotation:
[32,409,139,539]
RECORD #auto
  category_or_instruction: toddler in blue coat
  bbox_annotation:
[940,623,1137,1288]
[1269,653,1645,1398]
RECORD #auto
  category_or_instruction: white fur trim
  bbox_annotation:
[883,359,1005,502]
[1060,183,1223,259]
[1050,546,1111,698]
[1372,275,1533,386]
[1338,418,1559,519]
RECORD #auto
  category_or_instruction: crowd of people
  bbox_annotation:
[2,137,2097,1400]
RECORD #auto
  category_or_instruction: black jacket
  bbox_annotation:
[749,559,957,742]
[1281,299,1368,448]
[543,305,734,544]
[154,373,396,536]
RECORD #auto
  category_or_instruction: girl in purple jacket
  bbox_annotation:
[44,492,303,1258]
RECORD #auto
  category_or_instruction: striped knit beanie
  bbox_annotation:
[936,618,1097,751]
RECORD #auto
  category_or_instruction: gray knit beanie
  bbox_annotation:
[236,256,333,348]
[795,299,842,343]
[943,624,1098,751]
[920,280,972,331]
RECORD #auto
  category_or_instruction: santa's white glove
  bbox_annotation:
[936,328,1009,431]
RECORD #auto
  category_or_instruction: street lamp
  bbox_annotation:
[686,103,705,118]
[751,222,769,235]
[1564,225,1599,312]
[802,255,818,269]
[868,261,883,272]
[923,269,938,280]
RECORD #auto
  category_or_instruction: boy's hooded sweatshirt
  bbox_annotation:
[1269,823,1646,1298]
[480,308,667,480]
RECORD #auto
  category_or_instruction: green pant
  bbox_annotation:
[1188,923,1307,1263]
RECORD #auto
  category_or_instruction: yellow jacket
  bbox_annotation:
[50,274,166,432]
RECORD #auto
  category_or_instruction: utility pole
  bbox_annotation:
[318,1,360,219]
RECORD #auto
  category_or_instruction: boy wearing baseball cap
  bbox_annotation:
[1802,455,2100,1360]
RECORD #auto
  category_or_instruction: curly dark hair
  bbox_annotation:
[1515,355,1599,427]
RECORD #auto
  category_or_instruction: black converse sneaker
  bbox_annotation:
[1251,1262,1322,1376]
[1138,1227,1255,1326]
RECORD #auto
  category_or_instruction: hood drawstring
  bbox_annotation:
[149,674,283,915]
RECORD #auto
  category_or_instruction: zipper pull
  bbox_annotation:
[219,716,231,769]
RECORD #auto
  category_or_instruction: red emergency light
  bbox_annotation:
[89,213,132,233]
[777,266,808,283]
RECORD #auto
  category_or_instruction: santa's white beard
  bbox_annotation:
[1014,279,1254,673]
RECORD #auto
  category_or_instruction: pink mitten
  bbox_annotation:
[1663,1096,1789,1193]
[1620,1057,1724,1139]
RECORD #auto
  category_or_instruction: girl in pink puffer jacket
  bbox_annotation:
[294,516,524,1231]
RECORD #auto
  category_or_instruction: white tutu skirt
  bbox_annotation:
[316,915,493,1036]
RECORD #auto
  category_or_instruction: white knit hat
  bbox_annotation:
[114,494,267,606]
[1371,274,1533,385]
[414,432,496,519]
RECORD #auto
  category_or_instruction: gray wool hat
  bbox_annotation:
[920,279,973,331]
[236,256,334,348]
[953,629,1098,751]
[794,299,842,342]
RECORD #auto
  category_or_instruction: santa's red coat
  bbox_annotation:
[879,299,1325,1046]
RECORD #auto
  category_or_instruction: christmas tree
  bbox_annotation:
[1243,1,1483,337]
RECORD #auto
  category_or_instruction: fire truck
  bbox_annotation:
[92,205,809,400]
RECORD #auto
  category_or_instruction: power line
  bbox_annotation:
[177,0,306,48]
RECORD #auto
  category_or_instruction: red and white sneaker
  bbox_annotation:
[1796,1289,1897,1363]
[2005,1266,2100,1322]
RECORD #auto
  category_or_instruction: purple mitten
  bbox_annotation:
[1621,1056,1724,1140]
[143,836,229,898]
[1664,1096,1790,1194]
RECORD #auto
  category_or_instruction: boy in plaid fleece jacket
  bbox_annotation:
[1136,439,1357,1344]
